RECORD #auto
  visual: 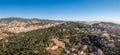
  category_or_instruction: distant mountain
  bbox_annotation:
[92,22,120,35]
[0,17,64,24]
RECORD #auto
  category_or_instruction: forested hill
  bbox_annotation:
[0,21,120,55]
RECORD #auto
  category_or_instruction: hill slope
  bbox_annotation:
[0,18,120,55]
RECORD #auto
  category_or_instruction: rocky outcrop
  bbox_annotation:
[50,38,65,49]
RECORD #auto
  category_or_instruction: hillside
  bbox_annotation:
[0,17,64,33]
[0,18,120,55]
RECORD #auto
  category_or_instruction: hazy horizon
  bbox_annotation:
[0,0,120,24]
[0,17,120,24]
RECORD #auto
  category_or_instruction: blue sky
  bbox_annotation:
[0,0,120,23]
